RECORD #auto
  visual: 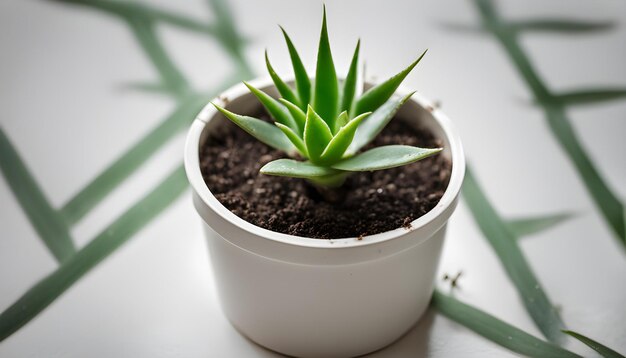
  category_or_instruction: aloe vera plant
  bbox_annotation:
[213,7,440,188]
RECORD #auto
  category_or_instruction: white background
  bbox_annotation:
[1,0,625,356]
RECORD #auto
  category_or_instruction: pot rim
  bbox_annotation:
[184,77,465,249]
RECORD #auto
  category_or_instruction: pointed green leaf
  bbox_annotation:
[313,6,339,126]
[244,82,298,132]
[260,158,339,178]
[279,98,306,136]
[562,330,625,358]
[333,111,349,134]
[304,105,333,162]
[341,39,361,113]
[348,92,414,155]
[463,167,567,344]
[321,112,371,164]
[213,104,296,154]
[432,291,582,358]
[275,123,307,158]
[512,19,615,34]
[552,88,626,106]
[353,50,426,115]
[332,145,441,172]
[265,50,300,106]
[506,212,575,238]
[280,26,311,110]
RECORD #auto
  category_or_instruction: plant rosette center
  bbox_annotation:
[212,6,442,191]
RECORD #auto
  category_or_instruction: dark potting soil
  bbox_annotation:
[200,114,452,240]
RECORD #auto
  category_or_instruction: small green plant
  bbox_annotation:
[213,7,441,188]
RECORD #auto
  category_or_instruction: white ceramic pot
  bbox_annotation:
[184,78,465,357]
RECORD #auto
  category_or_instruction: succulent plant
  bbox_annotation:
[213,7,441,188]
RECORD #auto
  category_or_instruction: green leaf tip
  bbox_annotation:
[333,110,349,133]
[433,291,582,358]
[265,50,300,106]
[212,102,296,154]
[278,98,306,135]
[354,50,427,115]
[279,26,311,110]
[332,145,442,172]
[341,39,361,114]
[320,112,371,164]
[243,81,298,132]
[313,4,339,123]
[562,330,625,358]
[506,212,576,239]
[275,122,308,158]
[304,105,334,163]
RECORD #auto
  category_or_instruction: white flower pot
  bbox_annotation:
[184,77,465,357]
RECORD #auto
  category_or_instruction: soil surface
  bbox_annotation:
[200,114,452,239]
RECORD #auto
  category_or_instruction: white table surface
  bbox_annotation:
[1,0,625,357]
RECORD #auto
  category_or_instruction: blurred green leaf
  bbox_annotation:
[332,145,441,172]
[53,0,216,36]
[304,106,334,162]
[278,98,306,136]
[265,50,300,107]
[275,123,308,158]
[213,104,296,154]
[60,92,212,225]
[129,17,189,96]
[506,212,575,238]
[546,104,626,247]
[552,88,626,106]
[118,81,173,96]
[320,112,370,164]
[244,82,298,132]
[473,0,626,249]
[463,166,566,344]
[261,159,339,178]
[6,0,255,344]
[0,128,76,263]
[441,19,615,35]
[512,19,615,34]
[313,6,339,126]
[49,0,252,226]
[0,166,188,342]
[433,291,582,358]
[341,39,361,114]
[562,330,625,358]
[280,26,311,110]
[348,92,414,155]
[353,50,425,115]
[207,0,251,77]
[439,22,484,34]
